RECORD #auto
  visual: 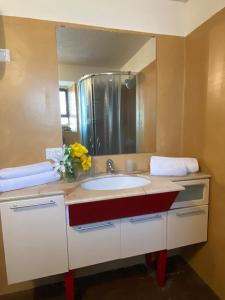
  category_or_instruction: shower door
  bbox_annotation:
[78,73,136,156]
[92,74,122,155]
[78,77,95,155]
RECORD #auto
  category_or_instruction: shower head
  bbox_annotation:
[124,79,133,89]
[124,73,136,89]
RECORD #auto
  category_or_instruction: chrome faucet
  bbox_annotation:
[106,159,115,174]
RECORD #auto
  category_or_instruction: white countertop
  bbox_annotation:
[0,172,210,205]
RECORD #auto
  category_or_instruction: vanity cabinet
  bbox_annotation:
[67,179,210,268]
[0,195,68,284]
[67,219,120,269]
[64,177,210,300]
[0,175,210,293]
[121,212,166,258]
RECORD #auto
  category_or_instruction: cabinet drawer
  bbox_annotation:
[0,195,68,284]
[167,205,208,250]
[67,219,120,269]
[121,212,167,258]
[171,179,209,209]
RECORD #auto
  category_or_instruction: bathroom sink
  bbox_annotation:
[81,175,151,191]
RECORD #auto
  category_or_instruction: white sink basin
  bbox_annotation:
[81,175,151,191]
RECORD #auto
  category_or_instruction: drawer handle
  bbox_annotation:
[176,209,205,217]
[75,221,114,232]
[10,200,56,210]
[130,214,162,224]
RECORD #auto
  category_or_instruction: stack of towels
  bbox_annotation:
[150,156,199,176]
[0,161,60,192]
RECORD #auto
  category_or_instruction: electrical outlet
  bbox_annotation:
[46,148,63,161]
[0,49,10,62]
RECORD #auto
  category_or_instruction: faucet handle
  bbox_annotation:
[106,159,115,174]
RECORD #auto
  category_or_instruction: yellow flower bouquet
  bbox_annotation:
[58,143,92,180]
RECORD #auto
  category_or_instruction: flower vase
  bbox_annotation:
[64,166,77,183]
[64,165,83,183]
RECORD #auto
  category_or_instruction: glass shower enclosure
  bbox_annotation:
[78,72,136,156]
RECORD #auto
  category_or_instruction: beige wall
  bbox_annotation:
[0,16,185,295]
[182,8,225,299]
[137,61,157,153]
[0,16,62,168]
[156,36,185,156]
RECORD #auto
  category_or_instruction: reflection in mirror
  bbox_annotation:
[56,27,156,155]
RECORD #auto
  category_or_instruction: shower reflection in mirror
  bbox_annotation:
[56,27,157,155]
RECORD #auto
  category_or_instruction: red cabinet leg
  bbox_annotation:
[65,270,74,300]
[145,253,152,270]
[156,250,167,287]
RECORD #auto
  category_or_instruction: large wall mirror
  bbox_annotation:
[56,27,157,156]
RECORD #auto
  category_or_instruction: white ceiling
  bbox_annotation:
[183,0,225,35]
[56,27,151,68]
[0,0,224,36]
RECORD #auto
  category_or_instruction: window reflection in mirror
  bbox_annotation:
[56,27,156,155]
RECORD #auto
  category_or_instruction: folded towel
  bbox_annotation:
[0,162,53,180]
[0,171,60,192]
[150,156,199,176]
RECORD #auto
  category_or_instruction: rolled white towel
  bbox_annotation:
[0,161,53,180]
[150,156,199,176]
[183,158,199,173]
[0,171,60,192]
[150,156,188,176]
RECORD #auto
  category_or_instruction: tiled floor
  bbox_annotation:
[0,256,219,300]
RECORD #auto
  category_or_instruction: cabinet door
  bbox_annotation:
[171,179,209,209]
[67,219,120,269]
[0,195,68,284]
[167,205,208,250]
[121,213,167,258]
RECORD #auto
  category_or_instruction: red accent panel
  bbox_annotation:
[156,250,167,287]
[65,270,74,300]
[69,192,178,226]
